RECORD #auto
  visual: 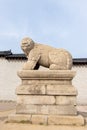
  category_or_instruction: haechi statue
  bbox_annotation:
[21,37,72,70]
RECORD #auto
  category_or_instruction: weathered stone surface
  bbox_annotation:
[48,115,84,125]
[47,85,77,95]
[56,96,76,105]
[16,104,77,115]
[18,70,75,80]
[21,37,72,70]
[16,85,46,94]
[22,79,71,85]
[8,114,84,125]
[17,95,55,105]
[32,115,47,125]
[85,117,87,124]
[48,105,77,115]
[16,104,38,114]
[8,114,31,123]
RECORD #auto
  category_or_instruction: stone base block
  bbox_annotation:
[16,85,77,96]
[32,115,47,125]
[47,85,77,95]
[12,70,82,125]
[16,85,46,95]
[17,95,76,105]
[17,70,76,80]
[48,115,84,125]
[8,114,31,123]
[17,95,55,105]
[8,114,84,126]
[16,104,77,115]
[56,96,76,105]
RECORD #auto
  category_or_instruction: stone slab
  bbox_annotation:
[16,104,77,115]
[22,79,71,85]
[48,115,84,125]
[8,114,31,123]
[8,114,84,126]
[32,115,47,125]
[56,96,76,105]
[17,95,55,105]
[17,70,76,80]
[16,85,46,95]
[47,85,77,95]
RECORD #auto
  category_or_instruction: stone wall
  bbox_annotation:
[0,58,24,100]
[0,58,87,104]
[72,66,87,104]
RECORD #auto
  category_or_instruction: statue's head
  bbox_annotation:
[21,37,34,56]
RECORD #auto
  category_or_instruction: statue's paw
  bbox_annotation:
[22,63,34,70]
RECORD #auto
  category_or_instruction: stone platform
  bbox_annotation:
[8,70,84,125]
[8,114,84,125]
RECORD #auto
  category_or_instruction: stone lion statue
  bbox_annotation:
[21,37,72,70]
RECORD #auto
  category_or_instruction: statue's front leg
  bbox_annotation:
[22,55,40,70]
[22,60,37,70]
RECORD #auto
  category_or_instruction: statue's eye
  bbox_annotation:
[22,43,28,46]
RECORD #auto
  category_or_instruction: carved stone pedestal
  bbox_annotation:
[8,70,84,125]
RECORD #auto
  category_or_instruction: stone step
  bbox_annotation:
[48,115,84,125]
[8,114,84,126]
